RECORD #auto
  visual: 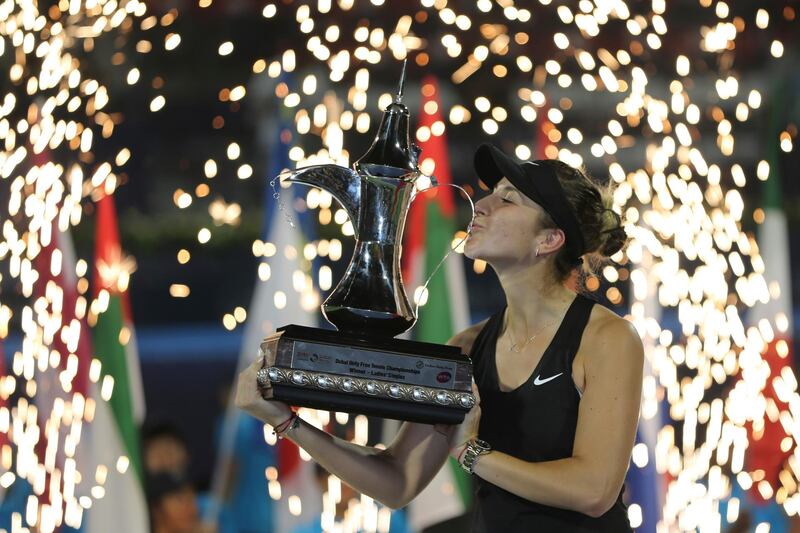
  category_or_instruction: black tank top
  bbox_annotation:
[469,294,632,532]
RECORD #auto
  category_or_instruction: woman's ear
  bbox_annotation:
[539,228,566,255]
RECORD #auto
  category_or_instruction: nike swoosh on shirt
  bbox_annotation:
[533,372,563,386]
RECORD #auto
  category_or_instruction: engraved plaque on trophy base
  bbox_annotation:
[260,325,474,425]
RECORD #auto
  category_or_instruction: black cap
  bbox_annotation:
[473,143,586,262]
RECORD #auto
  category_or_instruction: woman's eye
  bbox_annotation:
[501,197,513,204]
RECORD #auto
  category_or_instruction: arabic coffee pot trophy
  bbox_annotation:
[257,61,474,424]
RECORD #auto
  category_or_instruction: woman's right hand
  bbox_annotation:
[234,358,293,425]
[448,381,481,459]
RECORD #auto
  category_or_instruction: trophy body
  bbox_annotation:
[261,63,474,424]
[322,173,417,338]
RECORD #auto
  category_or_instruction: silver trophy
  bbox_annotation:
[259,62,474,424]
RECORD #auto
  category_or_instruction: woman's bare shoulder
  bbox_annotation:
[447,318,491,354]
[584,302,643,359]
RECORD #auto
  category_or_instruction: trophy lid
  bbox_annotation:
[353,60,421,177]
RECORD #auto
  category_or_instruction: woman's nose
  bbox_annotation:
[474,194,494,216]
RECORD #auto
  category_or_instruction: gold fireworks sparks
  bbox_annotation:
[193,1,795,530]
[1,0,797,531]
[0,0,169,529]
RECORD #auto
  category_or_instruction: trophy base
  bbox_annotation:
[260,324,474,425]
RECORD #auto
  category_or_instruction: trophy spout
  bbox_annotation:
[283,164,362,238]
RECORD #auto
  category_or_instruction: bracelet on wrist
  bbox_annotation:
[273,412,295,431]
[273,412,300,439]
[458,438,491,474]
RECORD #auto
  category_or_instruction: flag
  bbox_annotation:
[29,221,94,530]
[81,192,149,533]
[402,76,472,531]
[208,113,321,533]
[735,80,793,531]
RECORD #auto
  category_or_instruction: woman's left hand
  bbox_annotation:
[448,381,482,460]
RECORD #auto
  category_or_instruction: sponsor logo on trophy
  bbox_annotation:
[257,61,475,424]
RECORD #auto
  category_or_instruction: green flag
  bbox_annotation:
[85,192,148,532]
[404,75,473,530]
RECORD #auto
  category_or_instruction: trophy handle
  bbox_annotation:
[410,172,437,205]
[411,182,476,316]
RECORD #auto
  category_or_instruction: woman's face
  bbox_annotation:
[464,178,548,265]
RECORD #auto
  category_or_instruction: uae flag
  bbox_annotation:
[83,192,148,533]
[28,221,93,530]
[740,92,794,527]
[403,76,472,531]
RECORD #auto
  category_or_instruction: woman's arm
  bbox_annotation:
[466,317,644,517]
[235,358,420,508]
[235,319,488,509]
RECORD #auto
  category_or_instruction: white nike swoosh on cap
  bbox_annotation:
[533,372,563,386]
